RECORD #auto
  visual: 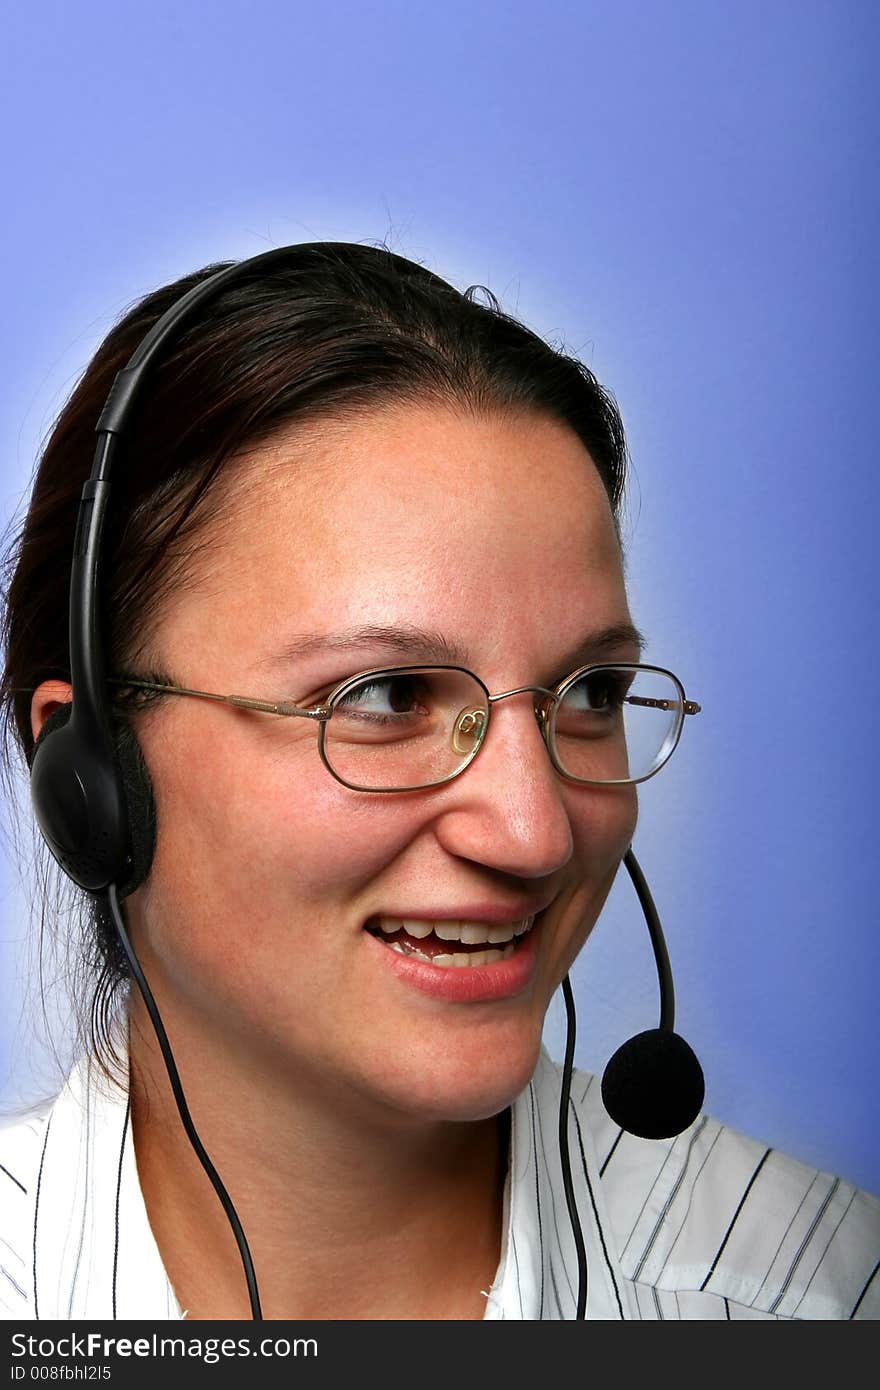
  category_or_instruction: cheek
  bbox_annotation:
[568,782,638,864]
[136,718,428,949]
[556,784,639,962]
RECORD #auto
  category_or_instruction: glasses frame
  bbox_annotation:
[107,661,701,793]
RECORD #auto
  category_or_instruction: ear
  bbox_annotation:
[31,679,74,743]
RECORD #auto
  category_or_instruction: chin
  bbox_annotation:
[367,1027,546,1125]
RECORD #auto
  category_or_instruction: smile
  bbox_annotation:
[365,915,536,969]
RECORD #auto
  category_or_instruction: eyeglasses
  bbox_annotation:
[107,663,701,793]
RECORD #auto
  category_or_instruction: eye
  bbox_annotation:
[563,668,632,712]
[333,674,430,722]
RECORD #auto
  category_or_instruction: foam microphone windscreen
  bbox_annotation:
[601,1028,706,1140]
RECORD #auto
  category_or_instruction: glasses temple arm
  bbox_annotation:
[105,677,331,721]
[625,695,701,716]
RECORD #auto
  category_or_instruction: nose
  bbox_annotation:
[434,687,574,879]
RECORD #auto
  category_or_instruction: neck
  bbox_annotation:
[127,1001,510,1320]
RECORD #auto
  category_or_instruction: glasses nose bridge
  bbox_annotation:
[485,682,559,739]
[487,682,558,707]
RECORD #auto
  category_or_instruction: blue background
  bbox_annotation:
[1,1,877,1193]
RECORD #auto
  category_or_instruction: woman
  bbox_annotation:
[1,242,877,1321]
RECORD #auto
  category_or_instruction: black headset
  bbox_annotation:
[28,243,704,1321]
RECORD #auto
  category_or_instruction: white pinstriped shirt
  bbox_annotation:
[1,1045,878,1320]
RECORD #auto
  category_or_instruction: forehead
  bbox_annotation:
[160,403,631,676]
[227,403,620,568]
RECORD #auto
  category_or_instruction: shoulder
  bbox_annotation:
[0,1101,53,1319]
[535,1051,880,1320]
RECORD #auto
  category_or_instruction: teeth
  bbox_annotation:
[401,918,433,939]
[389,943,516,968]
[459,924,487,944]
[377,914,534,943]
[389,941,434,960]
[488,924,515,943]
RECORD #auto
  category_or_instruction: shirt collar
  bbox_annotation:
[484,1047,633,1319]
[33,1043,630,1320]
[33,1050,181,1320]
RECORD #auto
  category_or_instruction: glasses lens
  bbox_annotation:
[323,668,488,790]
[552,666,684,783]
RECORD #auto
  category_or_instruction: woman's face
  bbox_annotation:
[128,403,640,1123]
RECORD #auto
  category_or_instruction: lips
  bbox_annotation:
[364,910,543,1002]
[365,914,536,969]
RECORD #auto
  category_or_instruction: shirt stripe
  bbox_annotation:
[112,1096,130,1320]
[850,1256,880,1320]
[0,1162,26,1194]
[630,1117,710,1279]
[790,1190,855,1317]
[700,1147,772,1291]
[32,1113,52,1320]
[768,1176,839,1314]
[571,1103,624,1319]
[531,1074,576,1313]
[1,1265,26,1300]
[527,1085,545,1318]
[1,1043,878,1321]
[599,1127,624,1177]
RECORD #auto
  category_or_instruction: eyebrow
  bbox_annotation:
[260,621,647,678]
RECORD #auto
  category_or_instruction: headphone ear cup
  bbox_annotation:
[30,701,156,895]
[112,717,156,898]
[31,701,74,760]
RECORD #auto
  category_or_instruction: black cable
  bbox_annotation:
[559,975,588,1318]
[106,882,263,1320]
[108,877,595,1321]
[623,848,674,1031]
